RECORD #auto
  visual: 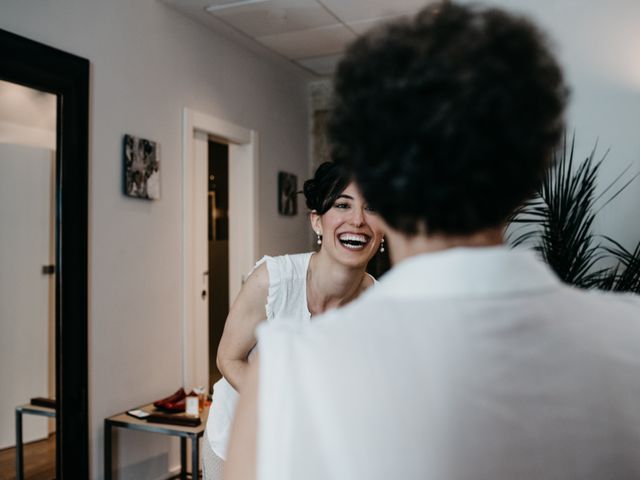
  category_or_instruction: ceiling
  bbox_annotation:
[161,0,431,77]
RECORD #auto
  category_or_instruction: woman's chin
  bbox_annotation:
[333,244,375,268]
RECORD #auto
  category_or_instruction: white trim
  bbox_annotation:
[181,108,259,390]
[189,109,251,145]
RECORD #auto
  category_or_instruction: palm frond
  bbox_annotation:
[601,237,640,293]
[509,132,639,291]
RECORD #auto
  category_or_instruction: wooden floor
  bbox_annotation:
[0,435,55,480]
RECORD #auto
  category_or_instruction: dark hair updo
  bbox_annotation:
[303,161,351,215]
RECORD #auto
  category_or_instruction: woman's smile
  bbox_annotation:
[337,232,371,250]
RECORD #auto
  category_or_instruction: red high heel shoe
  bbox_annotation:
[161,396,188,413]
[153,388,186,410]
[159,390,199,413]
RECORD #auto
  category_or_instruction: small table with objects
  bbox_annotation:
[104,403,209,480]
[15,402,57,480]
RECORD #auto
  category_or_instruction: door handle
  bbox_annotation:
[42,265,55,275]
[202,271,209,300]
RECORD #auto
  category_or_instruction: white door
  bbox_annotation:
[0,143,54,448]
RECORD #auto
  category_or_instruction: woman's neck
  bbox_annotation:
[387,226,505,265]
[306,251,367,316]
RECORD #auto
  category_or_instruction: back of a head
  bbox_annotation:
[329,2,568,236]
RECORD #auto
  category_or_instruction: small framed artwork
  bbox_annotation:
[123,134,160,200]
[278,171,298,216]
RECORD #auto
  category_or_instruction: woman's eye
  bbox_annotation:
[364,205,376,213]
[334,202,350,209]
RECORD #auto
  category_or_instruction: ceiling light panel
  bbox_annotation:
[257,24,355,59]
[205,0,270,11]
[319,0,427,23]
[207,0,339,38]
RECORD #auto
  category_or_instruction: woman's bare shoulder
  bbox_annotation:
[246,261,269,290]
[228,262,269,314]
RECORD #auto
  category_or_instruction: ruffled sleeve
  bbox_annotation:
[248,256,281,321]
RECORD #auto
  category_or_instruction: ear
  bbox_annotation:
[309,210,322,235]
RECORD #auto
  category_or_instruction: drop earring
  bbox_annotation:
[380,237,385,253]
[316,231,322,245]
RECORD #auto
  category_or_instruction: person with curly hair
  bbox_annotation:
[226,3,640,479]
[201,161,383,479]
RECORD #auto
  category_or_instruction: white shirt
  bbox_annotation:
[256,246,640,480]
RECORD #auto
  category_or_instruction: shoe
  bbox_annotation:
[153,388,186,410]
[161,397,187,413]
[160,390,197,413]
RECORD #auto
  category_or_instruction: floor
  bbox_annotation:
[0,434,55,480]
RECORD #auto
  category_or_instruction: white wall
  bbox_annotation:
[0,0,311,478]
[479,0,640,249]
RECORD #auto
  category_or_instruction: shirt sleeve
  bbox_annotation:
[249,256,281,321]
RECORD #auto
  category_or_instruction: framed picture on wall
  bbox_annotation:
[123,134,160,200]
[278,171,297,216]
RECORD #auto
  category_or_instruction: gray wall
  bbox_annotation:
[484,0,640,248]
[0,0,311,478]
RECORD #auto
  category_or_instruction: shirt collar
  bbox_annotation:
[375,246,560,299]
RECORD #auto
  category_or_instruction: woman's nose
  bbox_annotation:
[350,208,365,227]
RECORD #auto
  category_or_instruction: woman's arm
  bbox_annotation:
[216,262,269,392]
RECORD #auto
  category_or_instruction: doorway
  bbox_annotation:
[182,108,258,393]
[207,140,229,388]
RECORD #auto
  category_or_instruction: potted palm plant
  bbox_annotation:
[509,133,640,293]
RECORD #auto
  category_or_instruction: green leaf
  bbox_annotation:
[508,132,640,292]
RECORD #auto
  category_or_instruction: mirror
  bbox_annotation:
[0,28,89,478]
[0,80,57,477]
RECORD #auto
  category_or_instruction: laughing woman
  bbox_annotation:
[201,161,385,479]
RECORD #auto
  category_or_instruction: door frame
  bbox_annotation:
[182,108,259,389]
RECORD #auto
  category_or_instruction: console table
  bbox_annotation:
[104,404,208,480]
[15,403,56,480]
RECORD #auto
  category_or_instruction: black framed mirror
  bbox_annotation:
[1,28,89,478]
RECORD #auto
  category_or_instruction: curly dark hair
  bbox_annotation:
[303,161,351,214]
[328,2,568,235]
